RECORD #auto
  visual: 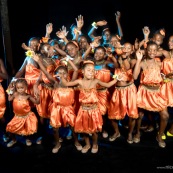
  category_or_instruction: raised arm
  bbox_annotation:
[88,20,107,41]
[133,49,143,80]
[115,11,123,38]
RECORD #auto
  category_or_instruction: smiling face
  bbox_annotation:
[147,42,158,59]
[82,63,95,80]
[94,47,106,62]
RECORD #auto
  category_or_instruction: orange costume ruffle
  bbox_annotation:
[95,69,111,115]
[74,88,103,134]
[49,88,76,128]
[161,57,173,106]
[137,67,167,111]
[108,69,138,120]
[6,98,38,135]
[25,64,40,95]
[0,83,6,119]
[36,64,56,118]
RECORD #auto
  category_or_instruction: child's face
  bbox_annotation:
[152,34,163,47]
[94,48,105,61]
[102,30,111,42]
[66,43,78,58]
[55,69,68,80]
[147,44,158,59]
[83,64,95,79]
[122,43,133,55]
[78,36,88,50]
[29,40,39,52]
[16,83,27,94]
[168,36,173,50]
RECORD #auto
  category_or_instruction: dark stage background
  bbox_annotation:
[1,1,173,173]
[1,0,173,75]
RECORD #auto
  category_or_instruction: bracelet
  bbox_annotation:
[91,22,98,29]
[112,74,118,80]
[11,77,17,82]
[65,55,73,62]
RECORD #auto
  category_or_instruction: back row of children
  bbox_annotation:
[1,11,173,154]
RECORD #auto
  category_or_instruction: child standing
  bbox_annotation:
[133,41,169,148]
[32,53,82,153]
[6,78,40,147]
[59,60,121,154]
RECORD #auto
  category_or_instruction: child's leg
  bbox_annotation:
[91,132,98,153]
[7,133,17,147]
[133,110,144,143]
[157,108,169,148]
[52,127,61,153]
[109,119,120,141]
[71,127,82,151]
[81,134,91,153]
[127,117,135,144]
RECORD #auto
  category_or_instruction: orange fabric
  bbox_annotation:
[36,85,53,118]
[140,68,163,85]
[6,98,38,135]
[95,69,111,88]
[161,58,173,106]
[97,89,110,115]
[114,68,134,83]
[108,83,138,120]
[25,64,40,95]
[137,68,167,111]
[74,88,103,134]
[161,57,173,75]
[49,88,76,128]
[0,85,6,118]
[42,64,56,84]
[94,69,111,115]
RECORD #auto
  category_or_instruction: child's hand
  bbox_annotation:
[46,23,53,36]
[76,15,84,29]
[96,20,107,27]
[136,49,143,60]
[21,43,31,51]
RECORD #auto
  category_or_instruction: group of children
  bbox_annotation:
[0,11,173,154]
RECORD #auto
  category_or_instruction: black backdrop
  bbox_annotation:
[1,0,173,75]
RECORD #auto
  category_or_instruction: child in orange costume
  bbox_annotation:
[133,41,169,148]
[6,78,40,147]
[108,42,139,144]
[59,60,121,154]
[32,53,82,154]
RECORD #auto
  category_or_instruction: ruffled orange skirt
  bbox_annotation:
[108,83,138,120]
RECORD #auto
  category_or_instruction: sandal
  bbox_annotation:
[81,145,91,153]
[26,139,32,146]
[7,140,17,147]
[167,131,173,137]
[102,131,108,138]
[109,133,120,142]
[75,144,83,151]
[144,127,154,132]
[156,137,166,148]
[91,145,98,154]
[127,139,133,144]
[36,137,42,145]
[52,145,61,154]
[161,133,166,140]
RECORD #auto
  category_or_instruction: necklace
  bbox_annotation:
[95,59,105,65]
